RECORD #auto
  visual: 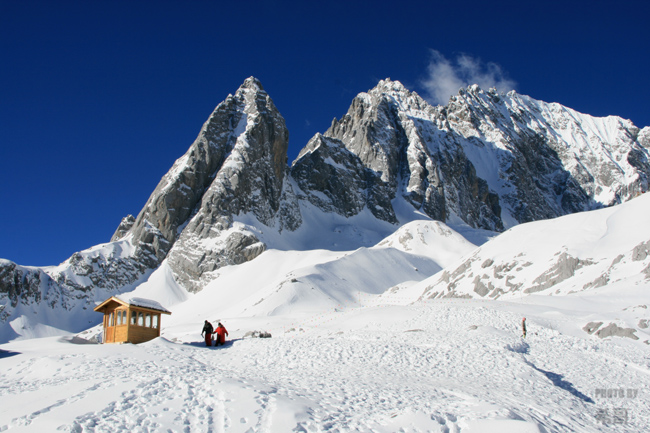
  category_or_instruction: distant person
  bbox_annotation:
[522,317,527,339]
[201,320,214,347]
[215,322,229,346]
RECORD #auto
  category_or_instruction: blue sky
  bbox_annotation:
[2,0,649,266]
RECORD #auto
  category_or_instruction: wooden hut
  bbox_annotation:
[94,296,171,344]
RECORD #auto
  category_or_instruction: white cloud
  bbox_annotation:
[421,50,517,105]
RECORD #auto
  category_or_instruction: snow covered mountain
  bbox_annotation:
[324,79,649,228]
[420,192,650,302]
[125,77,301,293]
[1,77,649,341]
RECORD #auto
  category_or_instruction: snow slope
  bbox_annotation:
[137,219,477,323]
[413,193,650,344]
[1,298,648,432]
[2,198,650,431]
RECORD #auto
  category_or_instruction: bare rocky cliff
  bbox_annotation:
[322,80,502,230]
[162,78,301,292]
[315,80,649,230]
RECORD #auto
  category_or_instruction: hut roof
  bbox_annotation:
[94,296,172,314]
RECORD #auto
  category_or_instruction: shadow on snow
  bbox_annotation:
[524,359,594,404]
[0,349,20,359]
[183,338,242,349]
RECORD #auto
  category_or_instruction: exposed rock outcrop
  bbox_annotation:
[111,215,135,242]
[291,134,396,222]
[164,78,300,292]
[320,80,649,231]
[323,80,502,230]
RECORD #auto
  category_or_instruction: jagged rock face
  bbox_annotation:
[0,245,150,332]
[55,247,150,293]
[291,134,397,222]
[111,215,135,241]
[323,80,503,230]
[326,91,407,185]
[638,127,650,149]
[164,78,300,292]
[127,79,270,266]
[177,78,294,234]
[443,86,650,224]
[319,80,649,230]
[0,261,51,314]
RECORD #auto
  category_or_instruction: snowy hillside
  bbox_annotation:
[125,219,479,322]
[2,196,650,431]
[1,299,648,431]
[422,192,650,300]
[414,193,650,343]
[0,237,153,343]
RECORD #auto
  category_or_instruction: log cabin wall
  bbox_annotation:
[126,307,162,344]
[114,308,129,342]
[104,311,115,343]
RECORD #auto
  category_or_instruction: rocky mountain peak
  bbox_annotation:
[371,78,409,95]
[162,77,299,292]
[123,76,289,262]
[447,84,503,112]
[239,76,264,92]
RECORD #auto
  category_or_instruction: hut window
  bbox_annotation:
[131,311,137,325]
[108,312,114,327]
[116,311,122,326]
[138,312,144,326]
[120,310,126,325]
[153,315,159,329]
[145,313,152,328]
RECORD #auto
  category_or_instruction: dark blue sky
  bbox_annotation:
[2,0,649,266]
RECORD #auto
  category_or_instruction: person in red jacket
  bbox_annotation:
[215,322,229,346]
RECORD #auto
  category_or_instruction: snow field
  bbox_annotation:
[3,198,650,432]
[2,299,648,432]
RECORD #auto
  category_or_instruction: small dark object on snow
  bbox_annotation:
[244,330,272,339]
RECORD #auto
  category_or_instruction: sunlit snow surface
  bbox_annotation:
[2,196,650,432]
[1,299,648,432]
